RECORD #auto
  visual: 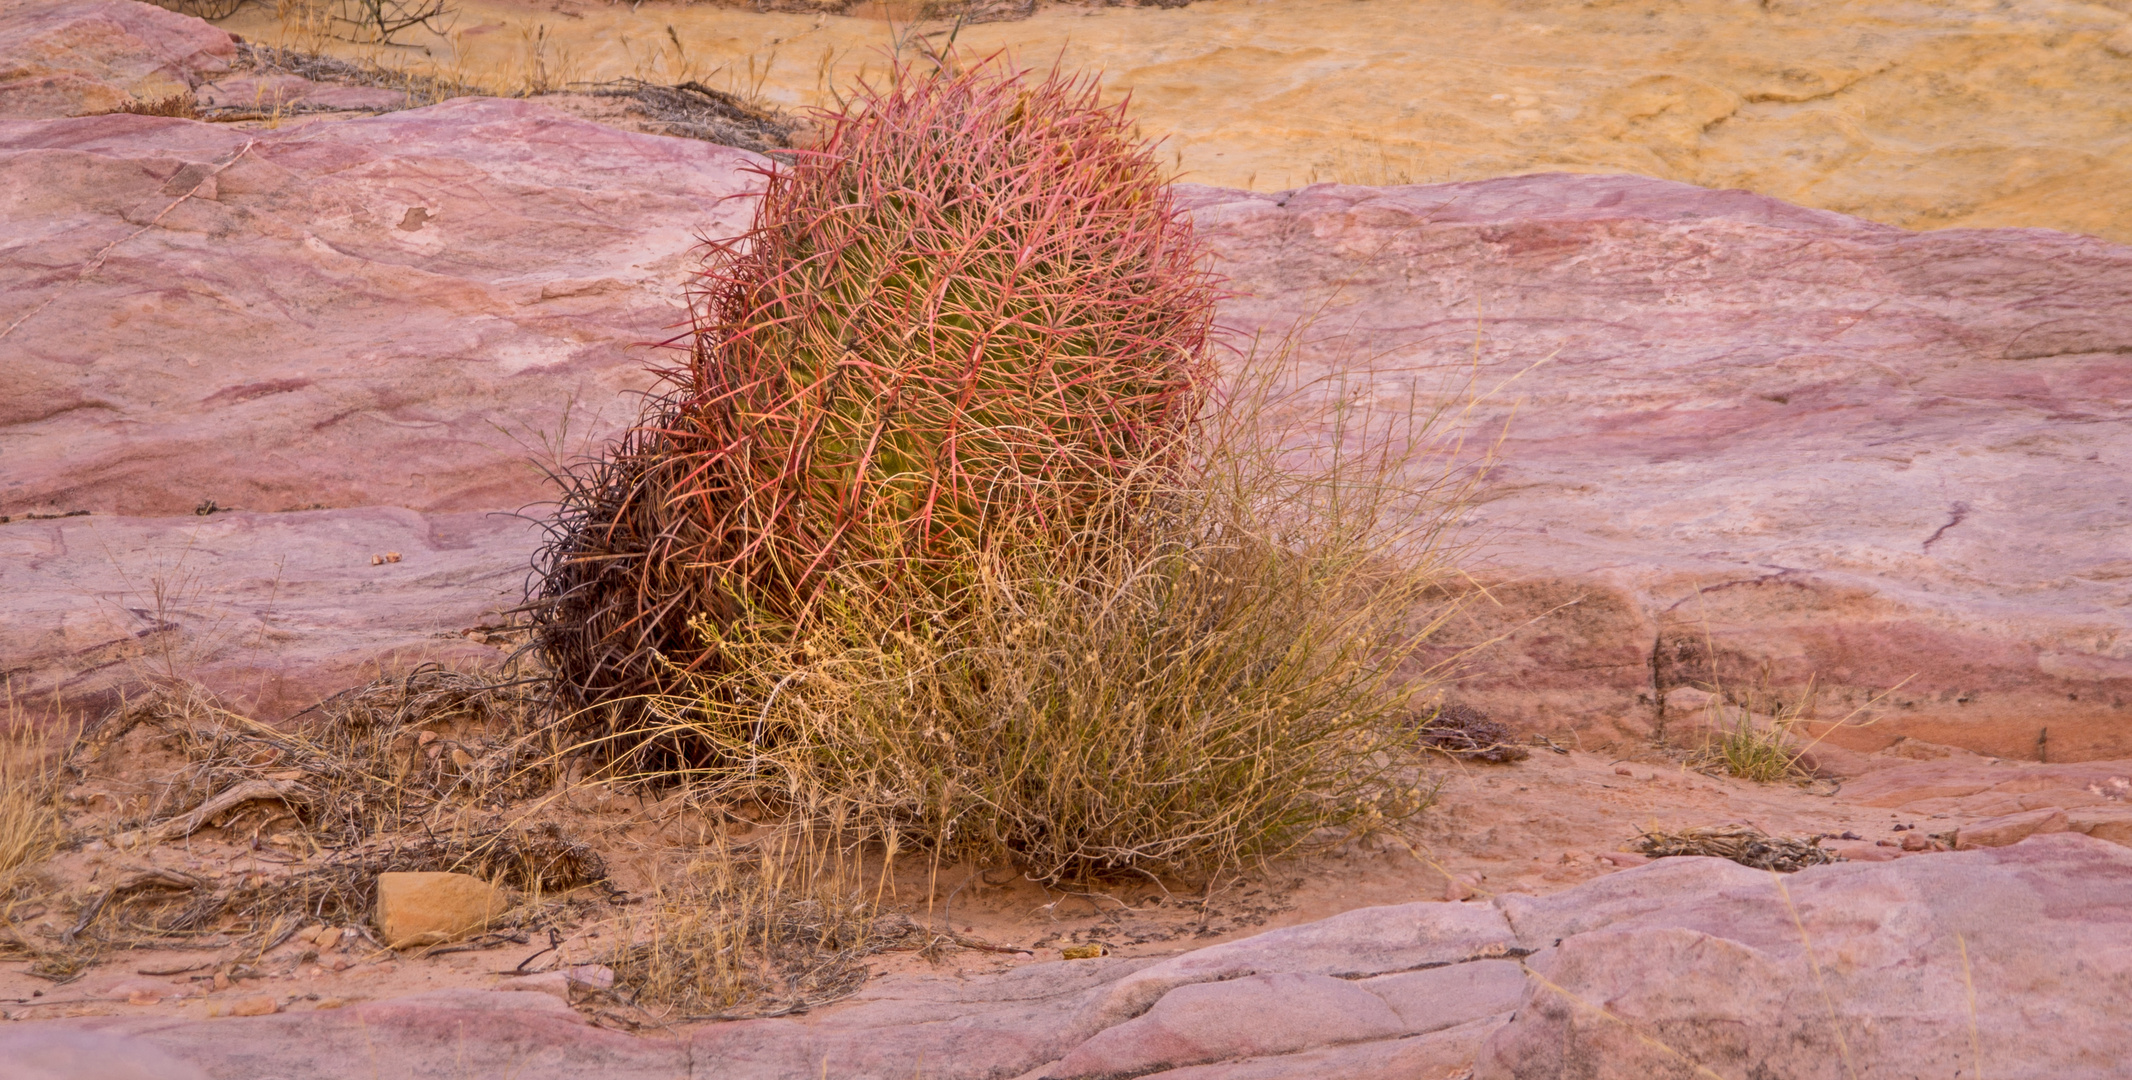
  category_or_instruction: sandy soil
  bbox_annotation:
[0,736,1944,1027]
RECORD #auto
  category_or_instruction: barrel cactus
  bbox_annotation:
[535,58,1220,763]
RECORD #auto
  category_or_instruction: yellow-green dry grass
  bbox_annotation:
[1686,673,1908,784]
[1699,714,1810,784]
[593,346,1482,886]
[0,728,63,912]
[602,828,904,1020]
[1685,676,1822,784]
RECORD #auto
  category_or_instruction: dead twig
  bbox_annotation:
[65,867,204,944]
[115,779,305,849]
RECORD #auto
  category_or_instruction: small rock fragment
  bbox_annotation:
[374,871,511,948]
[1953,807,2069,850]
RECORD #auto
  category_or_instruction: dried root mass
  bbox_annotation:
[1635,824,1839,873]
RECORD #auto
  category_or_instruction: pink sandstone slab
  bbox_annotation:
[0,96,761,717]
[1177,176,2132,759]
[0,0,234,119]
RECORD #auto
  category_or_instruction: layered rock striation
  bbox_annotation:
[1,91,760,716]
[8,835,2127,1079]
[1186,176,2132,759]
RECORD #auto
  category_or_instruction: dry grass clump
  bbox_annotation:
[1683,674,1899,784]
[0,729,64,914]
[601,830,912,1020]
[624,425,1458,884]
[1696,714,1810,784]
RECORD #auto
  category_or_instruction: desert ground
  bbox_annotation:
[2,1,2131,1077]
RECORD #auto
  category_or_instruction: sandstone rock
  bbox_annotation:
[0,0,233,119]
[1121,1016,1501,1080]
[2070,806,2132,847]
[1049,972,1407,1078]
[216,0,2132,243]
[1953,807,2069,849]
[48,988,685,1079]
[1477,834,2132,1080]
[0,96,760,718]
[224,995,278,1017]
[1183,174,2132,760]
[1069,900,1516,1034]
[1839,757,2132,818]
[13,839,2126,1079]
[0,1029,209,1080]
[1356,959,1528,1034]
[374,871,509,948]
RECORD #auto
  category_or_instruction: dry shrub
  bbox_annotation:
[115,93,201,119]
[588,78,800,153]
[696,0,1036,21]
[147,0,247,19]
[222,42,483,113]
[1419,703,1530,764]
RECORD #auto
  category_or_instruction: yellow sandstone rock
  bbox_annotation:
[218,0,2132,243]
[374,872,510,949]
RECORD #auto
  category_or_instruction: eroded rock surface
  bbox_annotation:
[0,0,233,118]
[13,836,2127,1079]
[1,96,759,716]
[1183,176,2132,759]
